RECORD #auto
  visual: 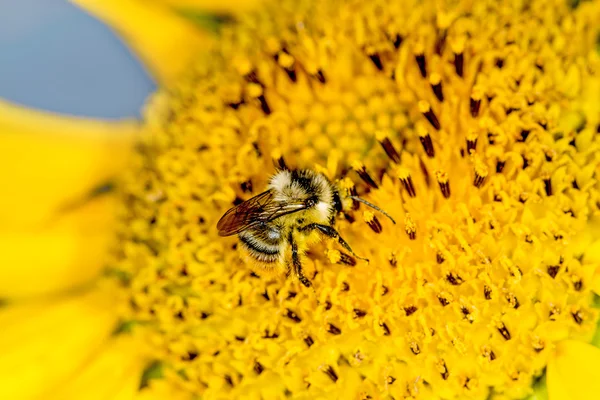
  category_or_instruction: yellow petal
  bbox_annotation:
[547,340,600,400]
[0,194,119,298]
[153,0,263,14]
[0,99,137,229]
[47,335,147,400]
[0,287,119,400]
[70,0,213,84]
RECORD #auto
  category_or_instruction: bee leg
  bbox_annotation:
[289,232,312,288]
[300,223,369,262]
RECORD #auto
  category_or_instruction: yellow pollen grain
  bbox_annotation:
[363,211,375,223]
[339,177,355,191]
[277,52,295,69]
[435,170,448,183]
[417,100,431,113]
[404,214,416,236]
[327,249,342,264]
[429,72,441,86]
[246,82,263,98]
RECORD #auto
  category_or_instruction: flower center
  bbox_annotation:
[113,0,600,398]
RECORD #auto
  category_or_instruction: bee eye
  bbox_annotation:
[305,197,317,207]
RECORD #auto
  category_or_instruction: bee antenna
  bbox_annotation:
[348,195,396,224]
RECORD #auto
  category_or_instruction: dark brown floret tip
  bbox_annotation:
[323,366,338,382]
[497,323,511,340]
[254,361,264,375]
[338,252,357,266]
[327,323,342,335]
[547,265,560,278]
[430,78,444,102]
[380,322,391,336]
[420,103,441,130]
[404,306,418,316]
[378,136,401,164]
[470,97,481,117]
[572,310,584,324]
[419,131,435,158]
[415,53,427,77]
[353,163,379,189]
[366,215,383,233]
[304,336,314,347]
[438,294,450,306]
[285,309,302,323]
[454,52,464,77]
[399,174,416,197]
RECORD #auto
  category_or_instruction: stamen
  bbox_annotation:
[380,322,391,335]
[418,101,441,130]
[429,73,444,101]
[542,173,552,196]
[354,308,367,318]
[496,160,505,173]
[410,341,420,355]
[415,52,427,77]
[315,70,326,83]
[473,158,488,188]
[505,293,520,309]
[398,168,416,197]
[470,88,483,117]
[258,95,271,114]
[285,309,302,323]
[437,360,449,380]
[304,336,314,347]
[547,265,560,278]
[450,36,465,77]
[454,52,464,77]
[368,53,384,71]
[484,285,492,300]
[322,365,338,382]
[571,308,584,325]
[327,323,342,335]
[404,305,418,316]
[417,126,435,157]
[393,34,403,49]
[376,131,401,163]
[496,322,511,340]
[364,211,383,233]
[275,51,297,82]
[339,252,357,266]
[405,214,417,240]
[254,361,265,374]
[435,170,451,198]
[466,131,478,154]
[351,160,379,189]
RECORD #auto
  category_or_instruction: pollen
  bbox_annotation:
[112,0,600,399]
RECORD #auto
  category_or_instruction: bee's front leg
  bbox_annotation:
[299,223,369,262]
[289,232,312,288]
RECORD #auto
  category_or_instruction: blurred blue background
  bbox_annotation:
[0,0,156,119]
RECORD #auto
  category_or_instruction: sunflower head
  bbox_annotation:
[114,0,600,398]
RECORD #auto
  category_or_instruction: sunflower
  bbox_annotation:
[3,0,600,399]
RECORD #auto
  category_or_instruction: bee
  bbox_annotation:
[217,169,395,287]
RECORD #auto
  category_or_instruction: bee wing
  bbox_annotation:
[217,189,307,236]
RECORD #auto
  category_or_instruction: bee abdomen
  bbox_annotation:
[239,232,281,262]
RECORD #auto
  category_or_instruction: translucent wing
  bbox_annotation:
[217,189,307,236]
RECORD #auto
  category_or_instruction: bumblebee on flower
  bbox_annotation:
[3,0,600,399]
